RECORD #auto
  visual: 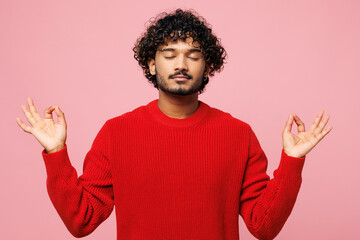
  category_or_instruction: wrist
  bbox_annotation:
[45,144,65,154]
[283,149,305,158]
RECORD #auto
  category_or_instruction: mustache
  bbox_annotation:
[169,72,192,79]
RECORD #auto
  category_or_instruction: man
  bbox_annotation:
[16,8,332,240]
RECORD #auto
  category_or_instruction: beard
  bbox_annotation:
[156,69,204,96]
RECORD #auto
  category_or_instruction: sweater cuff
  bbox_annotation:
[41,144,72,177]
[275,149,306,178]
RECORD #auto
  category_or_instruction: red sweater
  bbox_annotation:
[42,99,305,240]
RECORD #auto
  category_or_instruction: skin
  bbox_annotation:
[147,36,209,119]
[16,40,333,157]
[17,98,66,153]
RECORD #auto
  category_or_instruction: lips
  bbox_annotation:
[172,75,189,80]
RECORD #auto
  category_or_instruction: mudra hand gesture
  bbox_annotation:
[282,110,333,158]
[16,97,67,153]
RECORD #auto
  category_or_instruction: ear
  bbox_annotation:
[147,58,156,75]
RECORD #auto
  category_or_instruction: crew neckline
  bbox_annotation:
[146,99,210,128]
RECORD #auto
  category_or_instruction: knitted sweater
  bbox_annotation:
[42,99,306,240]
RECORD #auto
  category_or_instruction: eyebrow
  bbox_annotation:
[159,48,202,53]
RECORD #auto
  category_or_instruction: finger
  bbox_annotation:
[16,117,32,133]
[27,97,43,122]
[308,110,324,133]
[44,106,56,120]
[292,113,305,133]
[314,114,330,135]
[283,114,294,134]
[315,125,333,142]
[21,103,36,126]
[54,106,66,124]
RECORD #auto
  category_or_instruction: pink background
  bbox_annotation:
[1,0,359,239]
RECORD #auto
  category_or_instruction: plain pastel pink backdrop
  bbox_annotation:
[1,0,359,239]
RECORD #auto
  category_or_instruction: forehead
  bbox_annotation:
[158,36,201,51]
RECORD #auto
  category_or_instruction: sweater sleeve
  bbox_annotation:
[41,120,114,238]
[239,126,305,240]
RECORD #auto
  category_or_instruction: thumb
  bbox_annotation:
[54,106,66,125]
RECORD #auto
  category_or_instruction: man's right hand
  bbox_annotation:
[17,97,67,153]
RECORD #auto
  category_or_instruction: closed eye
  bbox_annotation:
[165,56,199,60]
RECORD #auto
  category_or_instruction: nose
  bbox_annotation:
[174,54,189,72]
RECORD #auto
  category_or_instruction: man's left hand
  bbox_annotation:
[282,110,333,158]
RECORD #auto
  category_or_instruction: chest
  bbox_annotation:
[110,126,247,192]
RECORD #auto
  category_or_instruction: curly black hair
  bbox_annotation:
[133,8,227,94]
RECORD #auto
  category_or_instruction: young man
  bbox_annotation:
[17,8,332,240]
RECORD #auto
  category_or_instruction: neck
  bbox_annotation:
[157,90,199,119]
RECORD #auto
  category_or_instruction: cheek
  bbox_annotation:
[195,63,206,75]
[155,60,169,74]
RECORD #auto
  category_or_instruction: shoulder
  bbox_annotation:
[205,103,251,132]
[104,104,147,127]
[206,102,249,126]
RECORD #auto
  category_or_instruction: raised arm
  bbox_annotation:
[17,97,114,237]
[240,127,305,240]
[240,111,332,239]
